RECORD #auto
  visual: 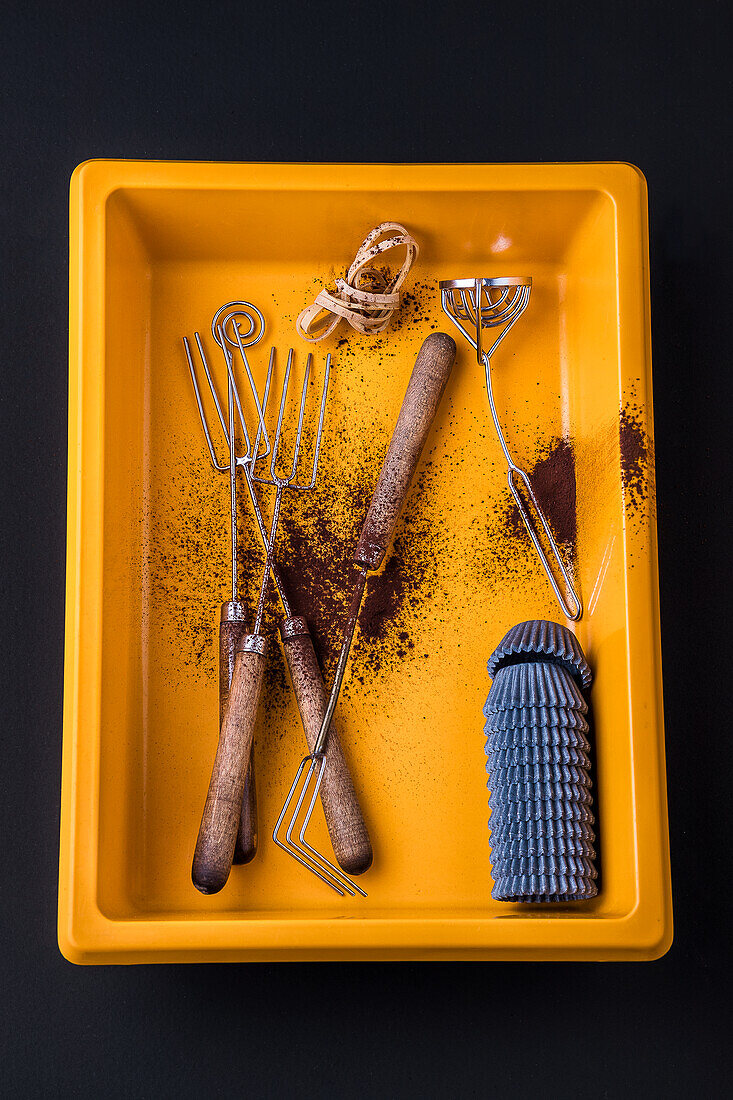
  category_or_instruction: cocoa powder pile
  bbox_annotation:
[483,435,578,587]
[274,439,440,694]
[504,436,577,549]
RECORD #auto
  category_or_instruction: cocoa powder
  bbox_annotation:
[505,436,577,549]
[619,402,652,510]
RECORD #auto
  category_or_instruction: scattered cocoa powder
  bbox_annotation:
[274,435,439,692]
[619,402,652,510]
[151,278,583,707]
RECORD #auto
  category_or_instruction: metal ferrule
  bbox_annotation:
[220,600,248,625]
[239,634,267,655]
[279,616,309,642]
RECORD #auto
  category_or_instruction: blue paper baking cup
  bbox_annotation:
[488,797,596,824]
[484,849,594,875]
[485,762,592,787]
[485,661,588,712]
[500,779,594,805]
[485,728,591,757]
[485,724,592,753]
[488,813,595,841]
[487,620,592,689]
[485,742,591,768]
[483,704,589,728]
[489,833,597,861]
[491,873,598,902]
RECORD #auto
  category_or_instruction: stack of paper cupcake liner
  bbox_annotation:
[483,621,598,903]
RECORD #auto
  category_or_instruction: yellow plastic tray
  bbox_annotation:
[60,161,671,963]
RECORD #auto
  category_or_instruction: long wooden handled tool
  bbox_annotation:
[220,602,258,864]
[230,361,371,877]
[273,331,457,894]
[236,474,372,876]
[183,323,264,867]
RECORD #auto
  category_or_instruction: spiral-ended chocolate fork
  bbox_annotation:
[183,301,269,864]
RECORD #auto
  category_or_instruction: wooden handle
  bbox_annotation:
[192,637,266,894]
[280,617,373,875]
[219,604,258,865]
[354,332,456,569]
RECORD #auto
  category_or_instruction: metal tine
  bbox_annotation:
[252,351,331,492]
[219,331,252,458]
[244,349,275,477]
[287,353,311,483]
[458,286,475,323]
[293,353,331,491]
[183,335,227,473]
[273,756,367,897]
[480,284,511,319]
[217,323,270,466]
[273,760,348,895]
[294,759,367,897]
[184,330,270,473]
[269,349,295,486]
[231,325,271,466]
[195,330,232,451]
[492,286,528,328]
[282,760,350,895]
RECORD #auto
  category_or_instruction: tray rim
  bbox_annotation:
[59,159,672,964]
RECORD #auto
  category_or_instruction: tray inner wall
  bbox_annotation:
[96,186,637,922]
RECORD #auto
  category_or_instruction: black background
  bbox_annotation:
[1,1,731,1096]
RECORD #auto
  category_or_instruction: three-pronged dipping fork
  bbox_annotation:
[273,332,457,895]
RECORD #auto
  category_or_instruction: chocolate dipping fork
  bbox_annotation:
[274,332,457,894]
[183,302,269,865]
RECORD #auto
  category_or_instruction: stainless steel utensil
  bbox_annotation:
[440,277,582,621]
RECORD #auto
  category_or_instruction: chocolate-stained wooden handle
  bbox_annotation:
[219,604,258,865]
[280,617,373,875]
[192,637,266,894]
[354,332,456,570]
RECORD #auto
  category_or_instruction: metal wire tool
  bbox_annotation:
[440,277,582,621]
[183,301,269,864]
